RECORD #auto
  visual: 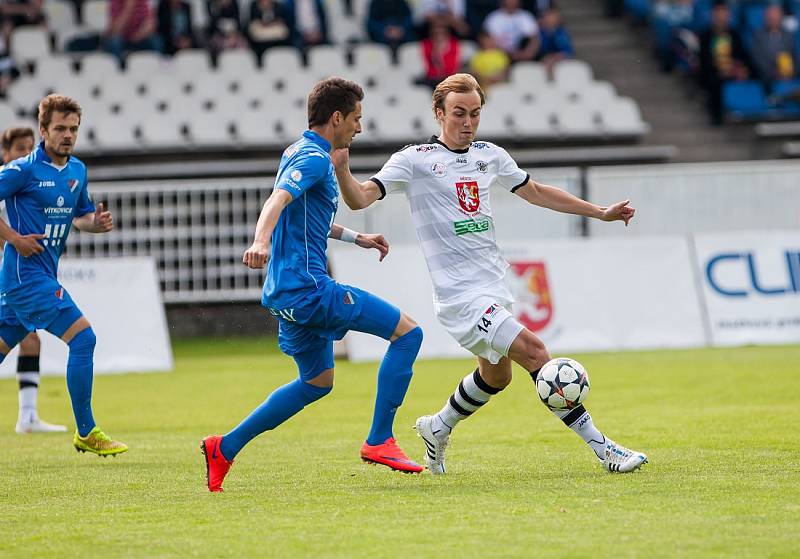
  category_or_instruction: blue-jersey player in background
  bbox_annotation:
[0,95,127,456]
[201,77,424,492]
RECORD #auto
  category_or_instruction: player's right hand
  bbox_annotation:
[243,242,269,269]
[12,234,45,257]
[331,148,350,169]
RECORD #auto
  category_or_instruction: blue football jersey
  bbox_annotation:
[262,130,339,309]
[0,142,95,293]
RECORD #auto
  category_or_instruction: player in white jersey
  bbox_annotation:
[333,73,647,474]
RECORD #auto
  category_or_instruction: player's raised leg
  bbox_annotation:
[15,332,67,433]
[507,328,647,473]
[354,295,423,473]
[45,310,127,456]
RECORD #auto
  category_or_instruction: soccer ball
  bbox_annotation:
[535,358,590,410]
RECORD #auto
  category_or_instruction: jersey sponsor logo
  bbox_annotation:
[416,144,438,152]
[453,218,489,236]
[57,196,64,207]
[68,179,80,192]
[282,178,301,191]
[290,170,303,182]
[455,181,480,213]
[268,307,297,321]
[431,162,447,177]
[38,180,56,188]
[472,142,488,149]
[476,160,488,173]
[455,155,470,166]
[44,206,73,215]
[507,261,553,332]
[43,223,69,246]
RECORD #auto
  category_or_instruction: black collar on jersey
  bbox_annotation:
[430,135,470,154]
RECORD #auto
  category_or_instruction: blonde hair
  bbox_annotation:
[431,73,486,118]
[38,94,82,130]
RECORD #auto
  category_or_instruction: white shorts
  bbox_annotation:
[435,292,525,364]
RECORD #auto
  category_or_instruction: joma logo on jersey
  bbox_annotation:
[455,181,480,213]
[454,218,489,236]
[38,180,56,188]
[268,307,296,321]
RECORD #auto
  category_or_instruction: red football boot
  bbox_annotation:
[360,437,424,473]
[201,435,233,492]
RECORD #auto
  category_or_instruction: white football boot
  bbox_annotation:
[414,415,449,475]
[602,439,647,473]
[16,414,68,434]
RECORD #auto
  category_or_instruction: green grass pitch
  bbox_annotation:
[0,339,798,558]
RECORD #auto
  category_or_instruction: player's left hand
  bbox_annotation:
[601,199,635,226]
[355,233,389,262]
[93,202,114,232]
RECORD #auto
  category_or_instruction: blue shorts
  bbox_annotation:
[1,279,80,332]
[265,281,401,358]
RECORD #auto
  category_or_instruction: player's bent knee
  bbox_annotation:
[305,367,334,389]
[300,380,332,402]
[68,327,96,355]
[392,313,419,340]
[19,332,41,355]
[393,324,423,350]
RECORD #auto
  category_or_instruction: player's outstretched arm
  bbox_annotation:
[243,188,293,269]
[514,180,635,226]
[73,202,114,233]
[329,223,389,261]
[0,218,43,257]
[331,148,382,210]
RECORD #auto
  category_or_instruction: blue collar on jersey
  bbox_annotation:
[303,130,331,153]
[35,141,72,165]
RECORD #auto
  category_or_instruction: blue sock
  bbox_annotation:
[220,379,331,461]
[366,326,423,446]
[66,328,97,437]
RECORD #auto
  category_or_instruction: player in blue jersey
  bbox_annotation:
[0,95,127,455]
[0,126,67,433]
[201,77,425,492]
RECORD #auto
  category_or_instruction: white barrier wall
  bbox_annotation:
[587,160,800,237]
[0,257,173,377]
[694,231,800,346]
[330,237,708,362]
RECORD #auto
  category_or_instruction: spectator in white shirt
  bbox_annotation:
[483,0,539,61]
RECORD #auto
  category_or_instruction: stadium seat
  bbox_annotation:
[513,103,557,138]
[600,97,650,135]
[236,72,278,107]
[509,62,548,88]
[10,26,50,64]
[140,113,186,149]
[351,44,393,73]
[306,45,348,79]
[189,112,235,146]
[141,74,187,106]
[722,81,770,119]
[91,114,141,151]
[477,102,515,140]
[44,0,78,50]
[55,76,94,103]
[126,51,167,78]
[553,59,593,89]
[555,103,600,136]
[770,80,800,113]
[217,49,259,77]
[82,0,109,33]
[234,110,282,147]
[395,42,423,78]
[79,52,121,77]
[486,83,526,109]
[328,14,365,44]
[578,81,619,112]
[262,47,303,73]
[6,77,49,114]
[0,102,17,125]
[34,56,74,81]
[173,49,213,78]
[274,108,311,142]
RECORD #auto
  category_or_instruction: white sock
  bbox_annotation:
[552,405,607,461]
[433,369,502,438]
[17,372,39,424]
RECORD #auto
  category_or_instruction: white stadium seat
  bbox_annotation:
[6,77,49,113]
[600,97,649,136]
[395,42,423,78]
[217,49,259,78]
[140,113,186,149]
[189,111,235,146]
[513,103,557,138]
[351,43,392,73]
[555,103,600,136]
[91,114,140,151]
[173,49,213,78]
[477,101,515,140]
[44,0,78,49]
[126,51,168,78]
[11,26,50,64]
[0,102,17,125]
[81,0,109,33]
[552,59,594,93]
[510,62,548,88]
[262,47,303,73]
[34,56,74,81]
[80,52,121,77]
[306,45,347,79]
[234,110,282,147]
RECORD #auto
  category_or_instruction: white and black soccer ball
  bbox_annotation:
[535,358,590,410]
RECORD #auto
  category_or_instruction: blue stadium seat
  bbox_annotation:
[770,79,800,113]
[722,80,770,118]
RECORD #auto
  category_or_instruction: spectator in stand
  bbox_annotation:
[466,0,498,41]
[0,0,45,28]
[207,0,247,53]
[751,3,798,83]
[699,1,753,125]
[652,0,694,72]
[104,0,163,61]
[284,0,328,49]
[536,6,573,75]
[522,0,554,18]
[367,0,415,47]
[469,29,510,90]
[246,0,294,58]
[157,0,196,55]
[483,0,540,62]
[415,0,471,38]
[0,20,18,96]
[418,21,461,87]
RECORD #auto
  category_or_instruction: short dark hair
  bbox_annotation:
[307,77,364,128]
[1,127,34,152]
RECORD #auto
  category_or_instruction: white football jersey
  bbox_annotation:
[371,136,529,305]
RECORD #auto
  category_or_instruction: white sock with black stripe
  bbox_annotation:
[552,404,607,461]
[431,369,502,438]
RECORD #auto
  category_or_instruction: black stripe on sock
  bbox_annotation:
[18,380,38,390]
[17,356,40,373]
[472,370,501,395]
[529,368,541,382]
[561,404,587,427]
[448,394,472,417]
[457,381,483,407]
